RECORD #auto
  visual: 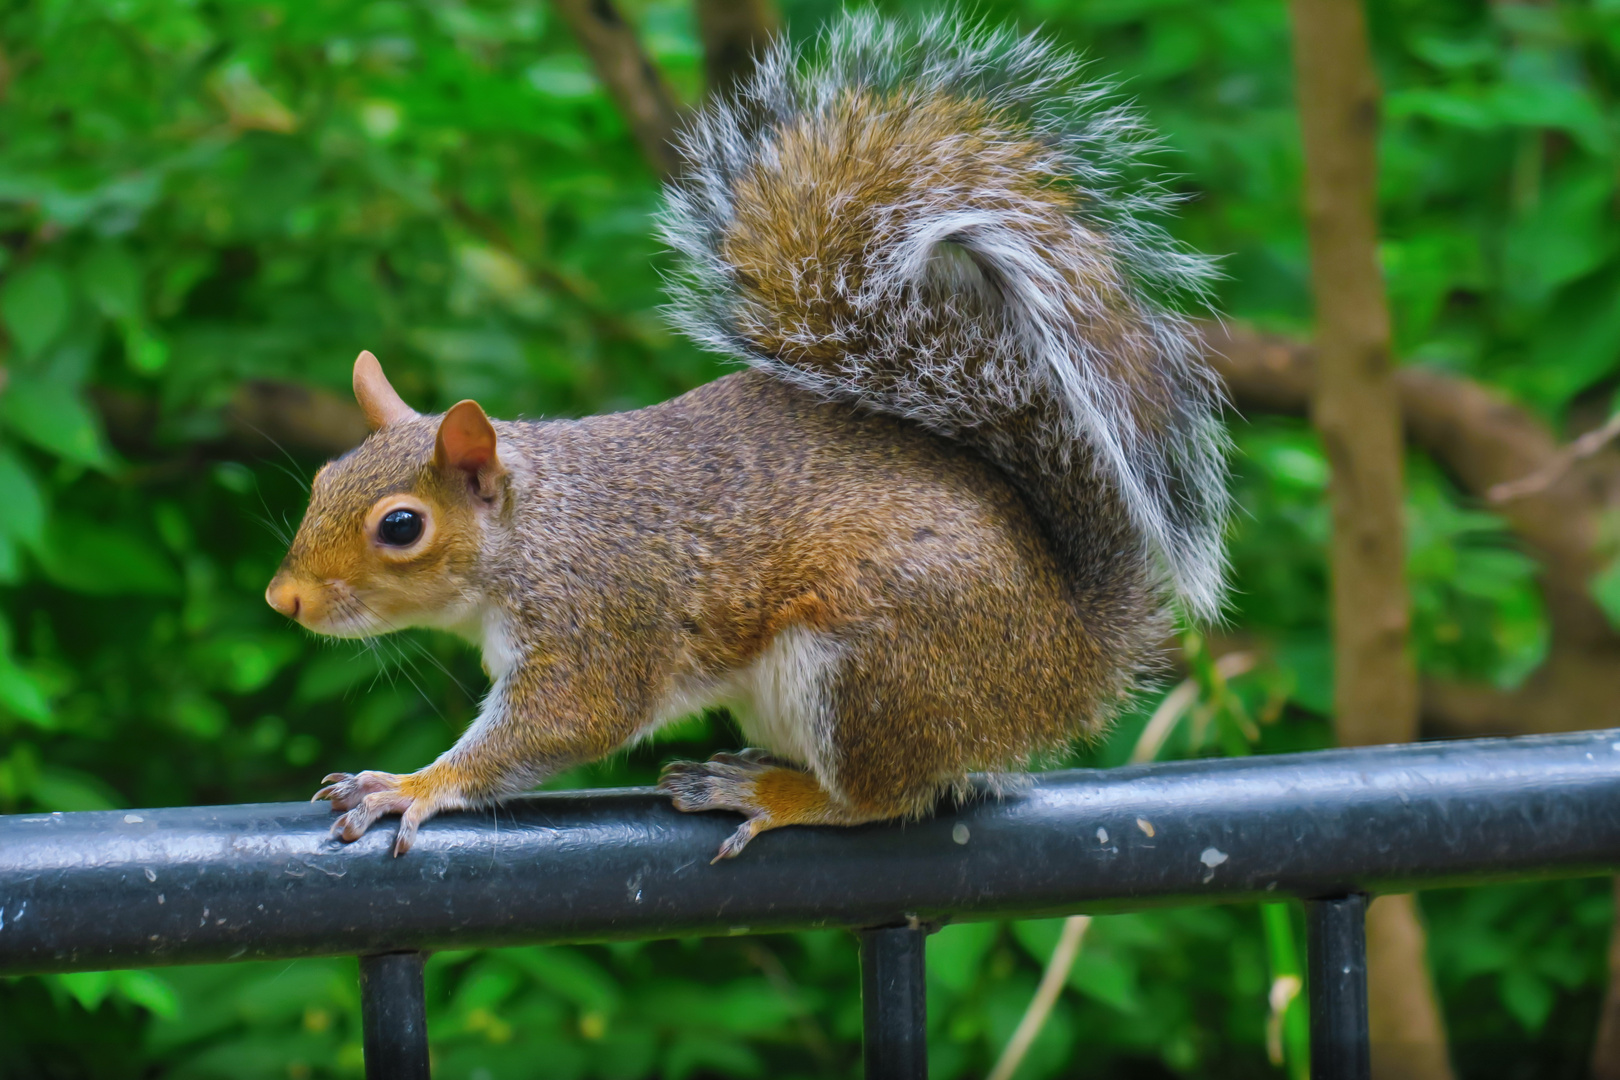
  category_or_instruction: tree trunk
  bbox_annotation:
[1366,895,1456,1080]
[1287,1,1455,1076]
[1591,877,1620,1079]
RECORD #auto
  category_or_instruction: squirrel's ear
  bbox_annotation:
[353,350,419,430]
[434,400,503,495]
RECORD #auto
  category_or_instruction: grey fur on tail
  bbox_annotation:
[659,10,1230,622]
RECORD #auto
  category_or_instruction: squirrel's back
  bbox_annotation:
[660,12,1229,675]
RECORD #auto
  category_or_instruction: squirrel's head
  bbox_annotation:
[265,351,508,639]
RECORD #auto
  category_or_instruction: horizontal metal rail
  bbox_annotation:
[3,729,1619,1078]
[3,729,1620,973]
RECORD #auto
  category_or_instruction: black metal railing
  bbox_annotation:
[4,729,1620,1078]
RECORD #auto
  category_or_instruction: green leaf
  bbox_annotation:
[1590,557,1620,631]
[590,1020,658,1079]
[190,635,302,695]
[507,946,621,1014]
[0,371,112,469]
[1409,33,1496,71]
[1255,440,1329,491]
[0,532,18,583]
[31,765,123,811]
[1504,168,1618,310]
[1276,634,1334,716]
[112,970,181,1019]
[927,921,1000,994]
[1489,79,1610,154]
[1010,918,1064,960]
[1450,551,1537,601]
[79,244,143,322]
[36,514,181,596]
[55,971,115,1012]
[1,260,72,359]
[712,978,799,1035]
[661,1034,762,1080]
[1068,949,1143,1014]
[449,960,523,1014]
[230,962,352,1027]
[170,692,229,739]
[292,646,388,704]
[121,322,170,374]
[1498,966,1555,1033]
[0,656,53,727]
[982,972,1077,1080]
[526,57,601,100]
[1385,87,1497,132]
[0,445,45,544]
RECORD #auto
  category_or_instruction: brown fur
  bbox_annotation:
[270,28,1224,857]
[273,370,1123,856]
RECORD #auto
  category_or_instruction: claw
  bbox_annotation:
[660,750,788,861]
[711,818,762,863]
[309,767,462,854]
[393,803,429,858]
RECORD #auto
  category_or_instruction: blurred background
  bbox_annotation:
[2,0,1619,1077]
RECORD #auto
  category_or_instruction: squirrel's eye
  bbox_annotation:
[378,509,423,547]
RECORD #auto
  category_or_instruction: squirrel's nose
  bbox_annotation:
[265,579,302,620]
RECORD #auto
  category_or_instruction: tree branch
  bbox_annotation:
[92,381,370,460]
[1207,321,1620,738]
[1488,410,1620,504]
[550,0,685,178]
[695,0,779,99]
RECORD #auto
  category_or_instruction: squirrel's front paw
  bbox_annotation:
[312,770,453,857]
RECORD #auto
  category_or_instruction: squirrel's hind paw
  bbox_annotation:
[658,755,775,814]
[657,752,876,863]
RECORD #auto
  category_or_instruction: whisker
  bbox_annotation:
[386,648,445,722]
[343,600,451,722]
[251,512,292,548]
[397,631,479,704]
[262,458,312,494]
[237,419,315,493]
[358,637,399,696]
[248,477,294,547]
[350,596,480,706]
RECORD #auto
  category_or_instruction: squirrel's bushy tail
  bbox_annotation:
[660,12,1228,627]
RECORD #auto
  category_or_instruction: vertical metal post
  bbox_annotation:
[359,951,431,1080]
[858,924,928,1080]
[1306,894,1370,1080]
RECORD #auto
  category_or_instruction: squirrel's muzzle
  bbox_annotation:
[265,577,305,622]
[264,574,358,635]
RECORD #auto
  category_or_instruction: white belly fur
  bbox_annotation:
[647,626,845,794]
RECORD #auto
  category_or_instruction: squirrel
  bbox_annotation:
[265,12,1228,860]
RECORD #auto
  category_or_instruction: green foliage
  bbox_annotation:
[0,0,1616,1077]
